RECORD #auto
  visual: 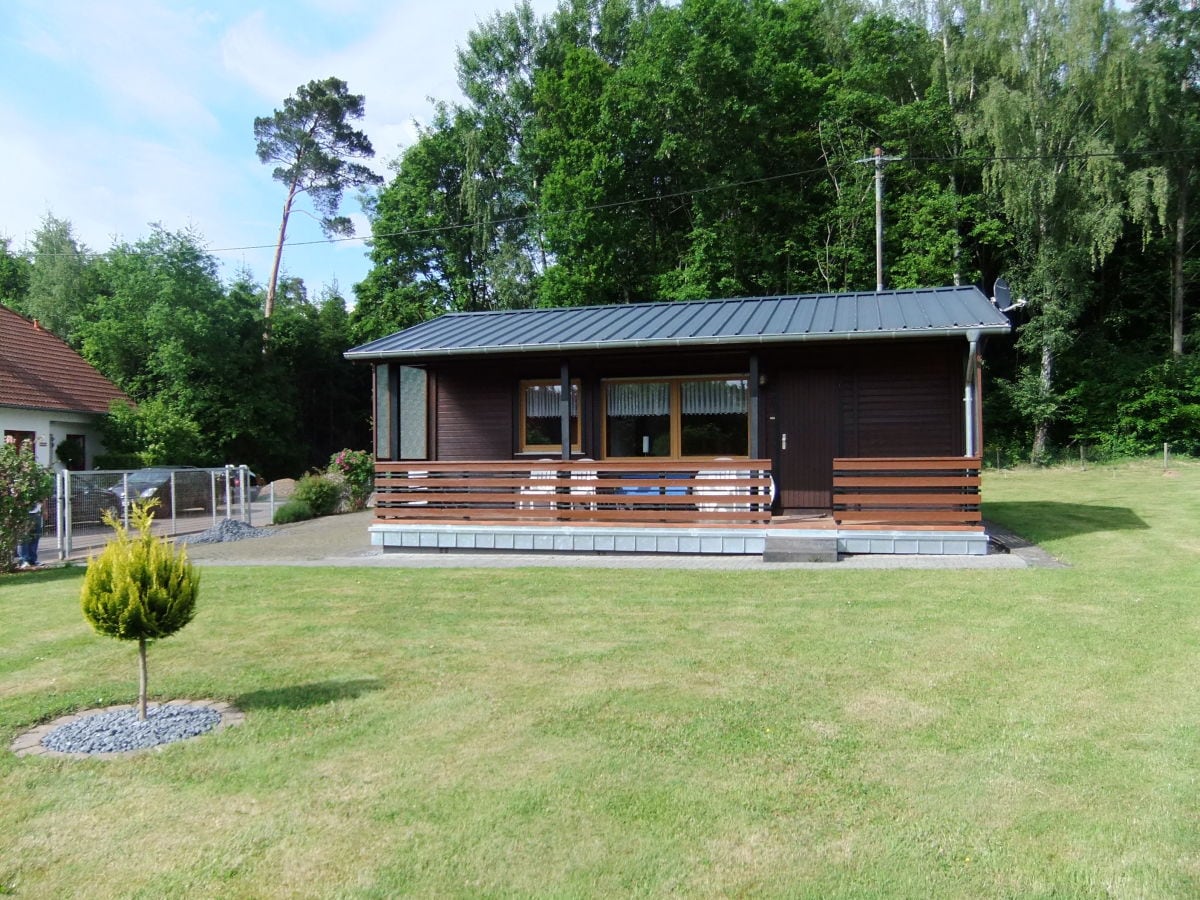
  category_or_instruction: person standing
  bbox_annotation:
[15,498,44,569]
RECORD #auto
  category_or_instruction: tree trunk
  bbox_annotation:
[1032,342,1054,462]
[1172,171,1187,359]
[138,637,148,721]
[264,185,298,347]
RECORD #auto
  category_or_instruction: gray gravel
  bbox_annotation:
[41,705,222,754]
[178,518,278,545]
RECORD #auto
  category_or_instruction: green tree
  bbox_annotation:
[254,77,383,335]
[0,237,31,306]
[21,214,95,341]
[1133,0,1199,358]
[271,283,370,467]
[80,227,302,476]
[0,438,54,575]
[80,502,199,720]
[958,0,1140,458]
[97,398,209,468]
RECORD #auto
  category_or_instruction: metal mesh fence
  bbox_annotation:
[50,465,262,560]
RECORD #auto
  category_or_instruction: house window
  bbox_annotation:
[603,377,748,458]
[520,380,580,452]
[4,430,35,451]
[398,366,428,460]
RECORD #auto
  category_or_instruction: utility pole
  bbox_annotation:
[854,147,901,291]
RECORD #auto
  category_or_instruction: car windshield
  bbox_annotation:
[127,469,179,487]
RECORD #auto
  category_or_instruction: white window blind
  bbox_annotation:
[681,379,747,415]
[606,381,670,416]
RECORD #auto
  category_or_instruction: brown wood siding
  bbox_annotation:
[840,345,964,458]
[434,367,513,460]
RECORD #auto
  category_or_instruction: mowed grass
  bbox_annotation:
[2,459,1198,897]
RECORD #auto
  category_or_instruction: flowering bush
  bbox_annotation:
[328,449,374,511]
[1,439,54,574]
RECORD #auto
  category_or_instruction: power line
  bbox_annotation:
[205,145,1199,256]
[14,145,1197,263]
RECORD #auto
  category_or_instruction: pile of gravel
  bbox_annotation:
[41,705,222,754]
[179,518,277,545]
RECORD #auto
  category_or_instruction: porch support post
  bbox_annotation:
[964,331,980,457]
[748,354,761,458]
[559,361,571,461]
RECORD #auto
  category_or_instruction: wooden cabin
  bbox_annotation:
[345,286,1011,558]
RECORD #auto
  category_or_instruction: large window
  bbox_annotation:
[520,380,580,452]
[604,377,748,458]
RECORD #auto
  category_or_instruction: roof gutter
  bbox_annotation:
[345,323,1013,362]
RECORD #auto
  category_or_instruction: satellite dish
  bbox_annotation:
[993,277,1011,309]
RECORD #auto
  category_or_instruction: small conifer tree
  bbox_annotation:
[81,501,200,720]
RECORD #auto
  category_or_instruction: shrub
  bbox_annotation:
[0,438,54,574]
[328,449,375,511]
[80,501,199,720]
[292,474,341,517]
[273,499,315,524]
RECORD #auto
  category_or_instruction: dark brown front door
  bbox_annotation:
[772,370,838,511]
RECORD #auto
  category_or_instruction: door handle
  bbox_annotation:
[781,433,788,450]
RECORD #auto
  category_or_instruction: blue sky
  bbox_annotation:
[1,0,559,302]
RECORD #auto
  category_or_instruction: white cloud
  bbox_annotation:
[2,0,561,295]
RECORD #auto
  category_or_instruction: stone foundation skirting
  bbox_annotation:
[370,524,990,557]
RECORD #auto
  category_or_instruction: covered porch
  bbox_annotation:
[369,456,988,558]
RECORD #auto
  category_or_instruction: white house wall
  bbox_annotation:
[0,406,109,470]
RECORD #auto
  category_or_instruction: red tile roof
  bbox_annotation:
[0,305,129,415]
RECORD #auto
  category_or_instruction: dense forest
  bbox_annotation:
[0,221,368,478]
[355,0,1200,464]
[2,0,1197,474]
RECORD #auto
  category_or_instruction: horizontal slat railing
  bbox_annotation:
[832,457,982,530]
[375,460,774,526]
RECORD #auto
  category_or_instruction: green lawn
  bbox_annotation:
[2,459,1198,897]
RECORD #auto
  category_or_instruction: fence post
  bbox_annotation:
[239,464,250,524]
[57,470,66,560]
[121,472,130,529]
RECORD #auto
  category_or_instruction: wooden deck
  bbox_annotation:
[375,460,775,526]
[832,457,982,529]
[370,458,988,557]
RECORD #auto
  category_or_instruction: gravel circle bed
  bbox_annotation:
[42,705,221,753]
[10,700,244,759]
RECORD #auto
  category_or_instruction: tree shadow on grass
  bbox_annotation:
[236,678,385,711]
[984,501,1148,544]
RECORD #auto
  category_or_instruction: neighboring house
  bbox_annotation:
[345,286,1012,557]
[0,304,129,470]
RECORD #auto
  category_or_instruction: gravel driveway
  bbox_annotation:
[180,510,379,564]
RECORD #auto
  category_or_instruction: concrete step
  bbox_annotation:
[762,536,838,563]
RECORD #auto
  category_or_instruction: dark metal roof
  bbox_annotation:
[345,286,1011,361]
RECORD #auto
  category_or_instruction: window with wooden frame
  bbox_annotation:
[602,376,749,459]
[519,380,581,453]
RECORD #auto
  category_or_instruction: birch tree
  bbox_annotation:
[958,0,1137,458]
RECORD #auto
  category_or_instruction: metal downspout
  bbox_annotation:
[964,332,980,457]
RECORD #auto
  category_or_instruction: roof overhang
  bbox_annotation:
[345,323,1011,362]
[344,287,1013,363]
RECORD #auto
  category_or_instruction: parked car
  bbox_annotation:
[68,480,121,525]
[107,467,213,514]
[229,468,262,502]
